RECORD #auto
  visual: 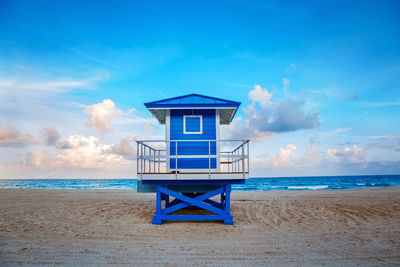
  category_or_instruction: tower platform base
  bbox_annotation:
[141,180,244,225]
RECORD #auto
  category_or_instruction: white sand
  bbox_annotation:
[1,187,399,266]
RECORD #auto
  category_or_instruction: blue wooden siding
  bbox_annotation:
[170,109,217,169]
[170,141,216,156]
[170,109,216,141]
[170,158,217,169]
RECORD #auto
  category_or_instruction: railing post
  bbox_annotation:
[247,141,250,177]
[175,141,178,180]
[234,150,236,172]
[227,152,230,173]
[208,140,211,179]
[158,150,160,173]
[140,142,143,179]
[150,148,152,173]
[233,150,237,172]
[229,152,231,173]
[242,140,245,179]
[228,152,232,172]
[144,146,147,173]
[231,152,233,173]
[136,141,139,175]
[237,150,239,172]
[152,148,155,173]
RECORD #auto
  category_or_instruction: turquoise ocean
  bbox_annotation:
[0,175,399,191]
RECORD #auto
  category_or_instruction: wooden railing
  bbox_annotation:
[136,139,250,179]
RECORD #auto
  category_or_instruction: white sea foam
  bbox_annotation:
[356,183,366,186]
[288,185,329,190]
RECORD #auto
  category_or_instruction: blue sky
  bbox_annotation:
[0,0,399,178]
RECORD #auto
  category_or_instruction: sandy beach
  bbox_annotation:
[1,187,399,266]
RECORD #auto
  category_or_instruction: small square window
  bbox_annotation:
[183,115,202,134]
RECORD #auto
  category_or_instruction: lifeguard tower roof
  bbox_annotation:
[144,94,240,125]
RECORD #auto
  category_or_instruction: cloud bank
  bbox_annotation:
[0,98,161,178]
[225,85,320,142]
[248,141,395,177]
[22,134,135,171]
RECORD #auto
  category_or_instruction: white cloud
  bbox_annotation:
[0,123,38,147]
[224,84,320,142]
[326,148,337,161]
[251,144,297,168]
[272,144,297,167]
[111,136,136,156]
[22,134,134,171]
[85,99,122,132]
[259,100,319,132]
[326,144,365,164]
[43,126,60,146]
[23,150,46,169]
[248,85,273,108]
[222,115,275,142]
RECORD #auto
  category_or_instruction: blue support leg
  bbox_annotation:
[152,185,163,224]
[224,184,233,225]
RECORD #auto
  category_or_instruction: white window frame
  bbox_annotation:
[183,115,203,134]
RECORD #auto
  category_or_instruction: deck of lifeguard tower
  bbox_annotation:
[136,139,249,181]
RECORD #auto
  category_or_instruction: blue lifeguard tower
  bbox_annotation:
[136,94,249,224]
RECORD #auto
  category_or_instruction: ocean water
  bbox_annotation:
[0,175,399,191]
